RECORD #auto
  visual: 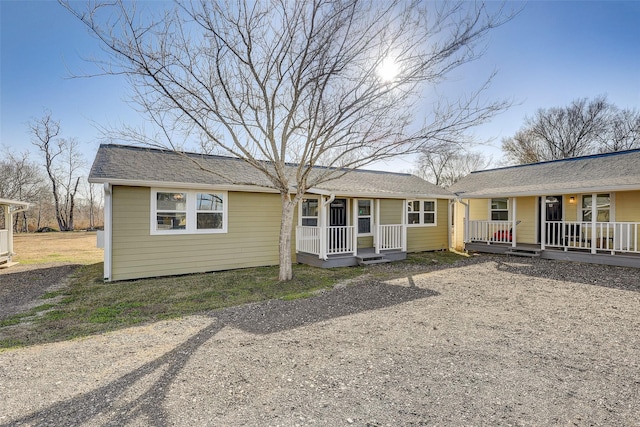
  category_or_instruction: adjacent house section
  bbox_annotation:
[89,144,453,281]
[450,149,640,268]
[0,198,30,268]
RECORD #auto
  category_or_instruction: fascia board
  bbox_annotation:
[88,178,280,194]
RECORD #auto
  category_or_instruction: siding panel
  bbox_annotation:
[111,186,284,280]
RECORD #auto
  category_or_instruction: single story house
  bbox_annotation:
[0,198,30,268]
[449,148,640,268]
[89,144,454,281]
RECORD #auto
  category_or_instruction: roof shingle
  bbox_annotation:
[89,144,452,199]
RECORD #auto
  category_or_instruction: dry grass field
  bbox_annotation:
[11,232,104,265]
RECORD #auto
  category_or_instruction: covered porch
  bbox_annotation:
[295,195,408,268]
[0,198,30,268]
[463,195,640,268]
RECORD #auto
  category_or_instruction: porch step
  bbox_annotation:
[505,248,541,258]
[356,253,392,266]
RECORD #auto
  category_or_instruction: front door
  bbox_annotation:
[329,199,347,251]
[539,195,563,244]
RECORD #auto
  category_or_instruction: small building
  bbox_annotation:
[450,149,640,268]
[0,198,30,268]
[89,144,454,281]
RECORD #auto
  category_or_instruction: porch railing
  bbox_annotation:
[546,221,640,253]
[296,226,321,255]
[467,220,640,254]
[327,226,355,255]
[467,220,512,244]
[377,224,403,251]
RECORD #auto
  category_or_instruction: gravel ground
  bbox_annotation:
[0,254,639,426]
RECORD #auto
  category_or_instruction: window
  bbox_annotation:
[357,200,372,234]
[300,198,319,226]
[407,200,436,226]
[156,192,187,230]
[491,198,509,221]
[196,193,224,230]
[152,189,227,234]
[582,194,610,222]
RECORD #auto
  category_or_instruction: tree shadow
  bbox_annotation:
[1,282,438,427]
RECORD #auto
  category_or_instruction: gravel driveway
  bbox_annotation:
[0,255,639,426]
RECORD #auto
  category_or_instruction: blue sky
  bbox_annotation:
[1,0,639,174]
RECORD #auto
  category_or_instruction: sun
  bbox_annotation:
[377,57,400,82]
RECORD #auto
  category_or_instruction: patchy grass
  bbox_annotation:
[0,248,467,350]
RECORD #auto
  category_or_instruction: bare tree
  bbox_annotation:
[29,112,86,231]
[0,149,49,232]
[415,147,491,188]
[63,0,512,280]
[598,108,640,153]
[502,96,639,164]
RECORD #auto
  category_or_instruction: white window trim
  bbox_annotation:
[298,196,320,227]
[580,193,615,222]
[489,198,509,221]
[406,199,437,227]
[150,188,228,235]
[357,199,374,236]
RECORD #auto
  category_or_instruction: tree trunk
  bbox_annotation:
[278,192,297,281]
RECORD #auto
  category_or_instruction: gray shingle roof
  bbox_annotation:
[449,149,640,197]
[89,144,452,199]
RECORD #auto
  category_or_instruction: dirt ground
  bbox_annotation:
[0,256,638,426]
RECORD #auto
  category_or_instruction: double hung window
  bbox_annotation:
[300,198,319,226]
[357,200,372,234]
[490,198,509,221]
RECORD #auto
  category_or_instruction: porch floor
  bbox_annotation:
[465,241,640,269]
[297,247,406,269]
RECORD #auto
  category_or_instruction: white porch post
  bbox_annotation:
[319,196,327,260]
[464,200,470,243]
[540,196,546,250]
[401,200,407,252]
[511,198,517,248]
[352,198,358,256]
[591,193,597,254]
[375,199,381,254]
[4,205,12,257]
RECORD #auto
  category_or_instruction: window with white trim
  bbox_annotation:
[407,200,436,226]
[581,194,610,222]
[490,198,509,221]
[151,189,227,234]
[357,199,372,234]
[300,198,319,226]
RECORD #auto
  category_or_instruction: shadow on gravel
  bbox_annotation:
[2,282,438,427]
[488,255,640,293]
[0,264,80,320]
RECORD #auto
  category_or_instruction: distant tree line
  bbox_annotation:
[502,95,640,164]
[0,112,102,232]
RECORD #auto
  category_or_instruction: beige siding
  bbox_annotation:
[615,190,640,221]
[514,196,537,244]
[357,236,374,249]
[564,195,579,221]
[406,199,449,252]
[469,199,489,220]
[111,186,283,281]
[379,199,403,225]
